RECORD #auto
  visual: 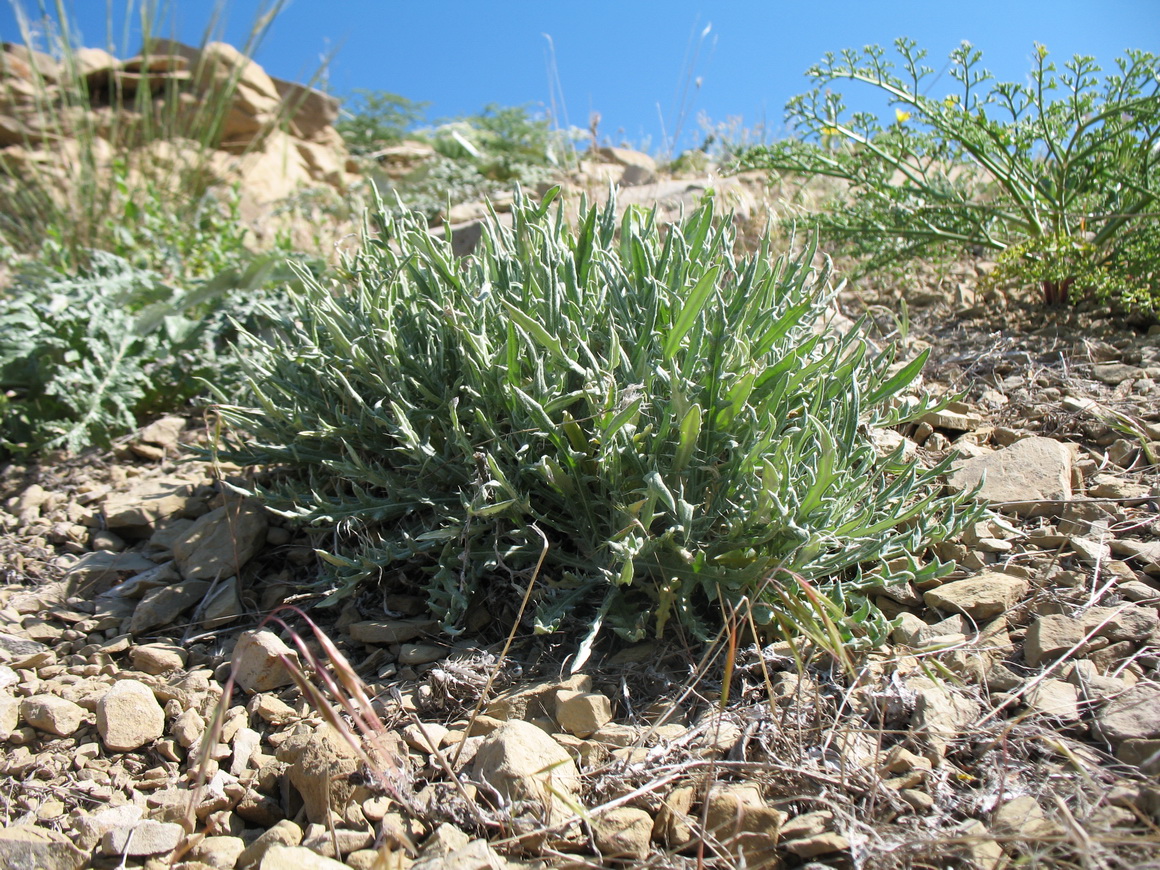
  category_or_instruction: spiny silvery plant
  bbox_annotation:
[215,187,982,656]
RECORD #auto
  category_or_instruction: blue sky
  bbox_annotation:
[2,1,1156,155]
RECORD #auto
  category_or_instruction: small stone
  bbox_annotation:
[993,795,1059,838]
[946,436,1073,516]
[654,786,696,848]
[704,785,785,867]
[1024,614,1087,667]
[398,642,447,665]
[780,810,833,840]
[1093,363,1143,385]
[300,826,374,858]
[485,674,592,721]
[249,693,298,726]
[471,719,580,826]
[128,581,211,635]
[201,576,243,627]
[186,835,245,869]
[411,839,508,870]
[172,502,268,581]
[783,831,850,857]
[908,676,981,756]
[138,415,186,448]
[1083,605,1160,644]
[130,644,186,674]
[172,708,204,748]
[924,571,1029,620]
[1025,679,1081,720]
[1115,739,1160,773]
[592,806,652,859]
[232,629,298,693]
[100,820,183,856]
[900,789,935,812]
[953,819,1004,869]
[0,693,19,739]
[555,689,614,738]
[1096,683,1160,743]
[402,721,450,753]
[103,477,198,529]
[288,725,367,823]
[259,845,347,870]
[230,726,262,775]
[97,679,165,751]
[21,694,87,736]
[236,820,303,869]
[420,822,471,858]
[348,619,437,644]
[90,529,126,552]
[0,827,87,870]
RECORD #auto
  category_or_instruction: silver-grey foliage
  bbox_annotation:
[215,187,983,652]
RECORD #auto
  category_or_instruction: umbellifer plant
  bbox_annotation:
[214,187,982,660]
[738,40,1160,311]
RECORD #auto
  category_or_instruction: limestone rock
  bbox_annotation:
[232,629,298,693]
[411,838,508,870]
[703,784,786,867]
[1096,684,1160,743]
[288,725,366,823]
[100,819,183,856]
[946,436,1073,516]
[173,502,267,581]
[0,693,19,739]
[1082,605,1160,644]
[97,679,165,751]
[1024,614,1087,667]
[0,632,52,668]
[21,694,87,736]
[348,619,437,644]
[102,476,198,528]
[260,844,347,870]
[236,819,303,869]
[137,414,186,448]
[74,805,143,851]
[1025,679,1081,720]
[486,674,592,721]
[471,719,580,825]
[402,721,450,754]
[993,795,1059,839]
[909,676,981,756]
[0,826,87,870]
[65,550,159,596]
[923,571,1029,620]
[130,644,186,674]
[599,146,656,173]
[398,642,448,665]
[128,580,210,634]
[784,832,851,858]
[186,835,245,869]
[654,786,696,848]
[592,806,653,859]
[200,575,243,627]
[555,689,614,738]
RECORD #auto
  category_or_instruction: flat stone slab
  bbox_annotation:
[946,436,1073,517]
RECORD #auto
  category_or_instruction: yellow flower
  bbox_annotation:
[895,108,911,124]
[821,125,841,136]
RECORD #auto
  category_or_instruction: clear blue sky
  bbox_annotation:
[2,1,1156,154]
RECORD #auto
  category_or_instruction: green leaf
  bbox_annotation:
[663,265,720,361]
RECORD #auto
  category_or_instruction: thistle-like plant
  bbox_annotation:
[737,40,1160,310]
[214,188,982,658]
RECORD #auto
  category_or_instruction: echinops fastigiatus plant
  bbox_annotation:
[214,187,983,657]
